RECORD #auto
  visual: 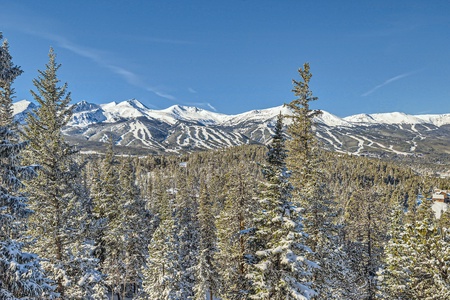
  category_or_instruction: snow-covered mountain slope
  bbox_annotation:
[12,99,35,115]
[150,105,229,125]
[100,99,150,122]
[344,111,450,127]
[70,101,106,126]
[12,100,37,124]
[316,111,353,127]
[345,112,427,125]
[221,106,291,126]
[12,99,450,157]
[416,114,450,127]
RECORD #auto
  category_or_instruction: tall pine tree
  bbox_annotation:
[172,167,200,299]
[23,48,103,299]
[344,186,387,300]
[143,166,199,300]
[194,180,220,300]
[142,173,179,299]
[215,163,256,299]
[91,141,125,298]
[248,113,317,300]
[285,63,350,299]
[401,200,450,298]
[377,203,412,299]
[0,33,22,126]
[0,32,55,299]
[117,156,153,298]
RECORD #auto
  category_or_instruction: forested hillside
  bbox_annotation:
[2,33,450,299]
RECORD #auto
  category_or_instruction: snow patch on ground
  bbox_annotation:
[388,145,410,155]
[432,201,449,219]
[346,134,365,155]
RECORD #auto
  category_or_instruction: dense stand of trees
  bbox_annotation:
[0,32,55,299]
[1,33,450,299]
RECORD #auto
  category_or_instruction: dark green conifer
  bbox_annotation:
[23,48,103,299]
[194,181,220,300]
[249,113,317,299]
[0,32,55,299]
[0,34,22,126]
[285,64,352,298]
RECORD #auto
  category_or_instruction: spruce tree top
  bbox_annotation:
[0,33,23,126]
[0,33,23,86]
[29,48,72,130]
[284,63,322,158]
[266,112,287,169]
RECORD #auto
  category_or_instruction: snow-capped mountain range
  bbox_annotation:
[12,99,450,156]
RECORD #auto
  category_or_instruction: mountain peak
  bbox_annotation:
[344,113,376,123]
[120,99,148,110]
[12,99,36,115]
[11,99,450,156]
[158,104,227,125]
[345,112,428,125]
[73,101,101,113]
[166,105,203,114]
[12,100,36,124]
[315,111,352,127]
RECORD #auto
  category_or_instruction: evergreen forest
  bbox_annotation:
[1,32,450,300]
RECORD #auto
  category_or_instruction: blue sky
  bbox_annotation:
[1,0,449,116]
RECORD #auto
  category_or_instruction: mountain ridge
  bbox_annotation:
[12,99,450,157]
[13,98,450,127]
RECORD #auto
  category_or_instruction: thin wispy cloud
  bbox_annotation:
[108,66,140,84]
[206,103,217,111]
[51,35,105,62]
[146,88,177,101]
[417,110,432,114]
[186,102,217,111]
[6,17,216,111]
[18,28,177,101]
[361,71,417,97]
